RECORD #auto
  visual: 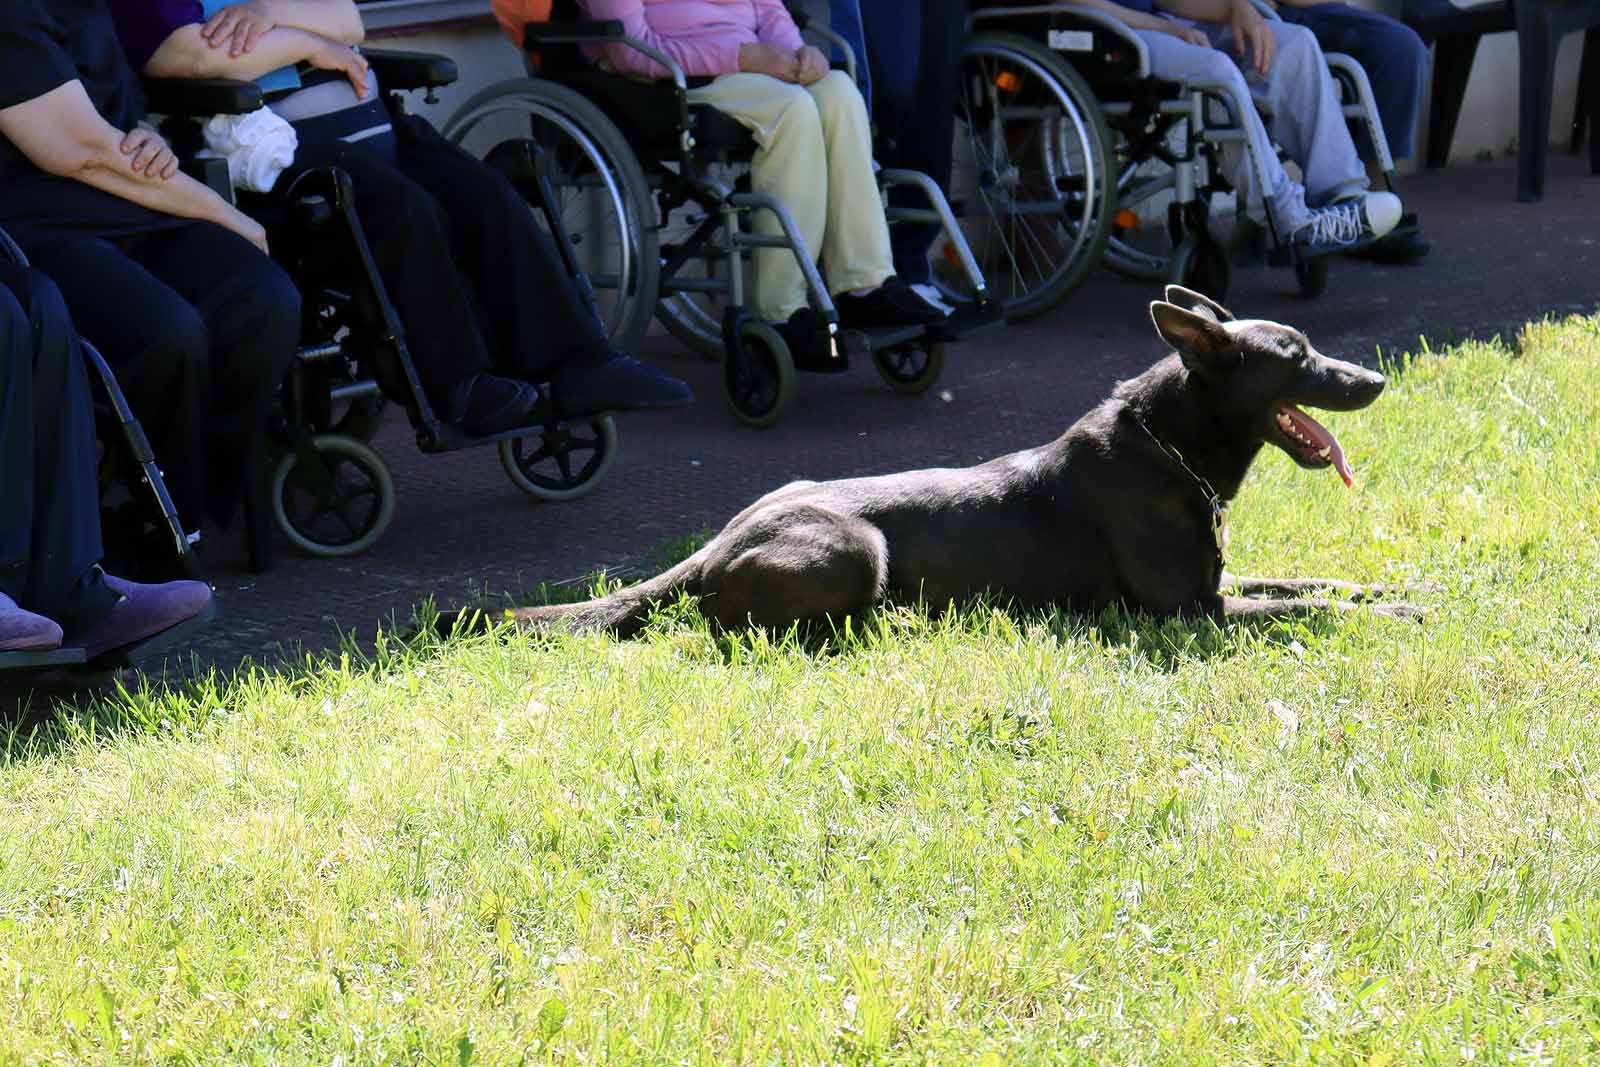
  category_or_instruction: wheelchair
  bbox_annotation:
[0,228,210,675]
[958,1,1406,310]
[444,0,1002,428]
[145,54,623,568]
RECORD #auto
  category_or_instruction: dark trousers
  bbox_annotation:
[861,0,970,283]
[1277,2,1430,161]
[23,223,300,530]
[287,115,611,409]
[0,266,119,632]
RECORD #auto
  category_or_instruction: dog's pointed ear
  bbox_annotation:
[1150,300,1238,371]
[1163,284,1234,323]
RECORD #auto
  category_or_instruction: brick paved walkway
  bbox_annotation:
[15,154,1600,694]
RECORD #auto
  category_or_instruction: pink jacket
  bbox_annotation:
[579,0,804,79]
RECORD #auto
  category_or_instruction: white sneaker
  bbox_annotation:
[1292,192,1402,257]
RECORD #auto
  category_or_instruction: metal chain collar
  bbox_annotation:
[1131,414,1228,571]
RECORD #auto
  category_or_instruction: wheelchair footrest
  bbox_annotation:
[0,648,87,673]
[840,324,926,355]
[418,397,606,454]
[927,300,1006,343]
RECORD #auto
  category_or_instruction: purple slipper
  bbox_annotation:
[0,593,63,652]
[68,574,214,662]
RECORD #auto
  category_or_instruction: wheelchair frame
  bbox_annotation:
[963,1,1404,306]
[0,228,209,675]
[446,4,1000,427]
[149,52,625,569]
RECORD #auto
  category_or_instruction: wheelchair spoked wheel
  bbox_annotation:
[655,161,749,361]
[872,340,946,394]
[443,78,660,354]
[1101,129,1185,283]
[950,32,1116,321]
[1168,234,1232,305]
[271,434,397,558]
[499,415,618,502]
[1294,255,1329,298]
[724,319,795,428]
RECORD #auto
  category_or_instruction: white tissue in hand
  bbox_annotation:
[201,108,298,194]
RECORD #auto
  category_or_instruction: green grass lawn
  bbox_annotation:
[4,315,1600,1064]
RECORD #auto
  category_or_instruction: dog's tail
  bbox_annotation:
[435,554,703,640]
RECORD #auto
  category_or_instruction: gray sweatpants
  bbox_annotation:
[1135,19,1368,234]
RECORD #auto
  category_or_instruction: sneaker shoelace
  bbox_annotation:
[1301,200,1366,247]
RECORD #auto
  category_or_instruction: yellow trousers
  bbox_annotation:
[687,70,894,320]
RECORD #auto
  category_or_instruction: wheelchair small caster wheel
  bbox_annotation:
[1295,255,1329,298]
[271,434,396,557]
[1169,234,1231,305]
[724,318,795,428]
[872,340,946,394]
[499,415,618,501]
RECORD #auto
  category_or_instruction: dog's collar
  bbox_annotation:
[1130,414,1228,570]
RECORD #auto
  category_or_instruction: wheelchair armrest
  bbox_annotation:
[143,77,264,117]
[364,49,459,92]
[522,19,626,45]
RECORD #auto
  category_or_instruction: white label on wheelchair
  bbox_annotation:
[1048,29,1094,51]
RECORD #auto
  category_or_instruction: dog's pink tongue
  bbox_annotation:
[1286,406,1355,488]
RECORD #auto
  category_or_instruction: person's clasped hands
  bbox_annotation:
[200,0,370,95]
[738,41,831,85]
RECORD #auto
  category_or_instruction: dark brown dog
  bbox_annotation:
[479,286,1418,636]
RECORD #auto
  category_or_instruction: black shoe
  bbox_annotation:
[774,308,844,373]
[833,276,949,329]
[1347,213,1431,264]
[450,372,541,435]
[550,353,694,416]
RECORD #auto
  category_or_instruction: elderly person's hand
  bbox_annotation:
[793,45,829,84]
[738,41,801,81]
[1229,0,1276,73]
[119,123,179,180]
[307,38,371,96]
[201,1,277,57]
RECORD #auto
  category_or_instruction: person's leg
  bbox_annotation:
[806,70,895,295]
[285,140,500,407]
[388,117,611,378]
[1203,19,1369,207]
[123,223,300,526]
[385,116,690,415]
[0,265,118,635]
[25,236,213,528]
[863,0,968,283]
[1136,28,1315,233]
[1276,2,1428,162]
[688,74,829,321]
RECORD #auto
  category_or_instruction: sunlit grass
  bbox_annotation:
[2,316,1600,1063]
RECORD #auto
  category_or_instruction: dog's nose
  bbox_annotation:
[1351,369,1386,404]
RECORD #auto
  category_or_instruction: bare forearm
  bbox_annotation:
[1154,0,1235,21]
[145,24,330,79]
[262,0,364,44]
[76,158,232,225]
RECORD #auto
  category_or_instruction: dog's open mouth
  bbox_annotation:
[1272,405,1355,487]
